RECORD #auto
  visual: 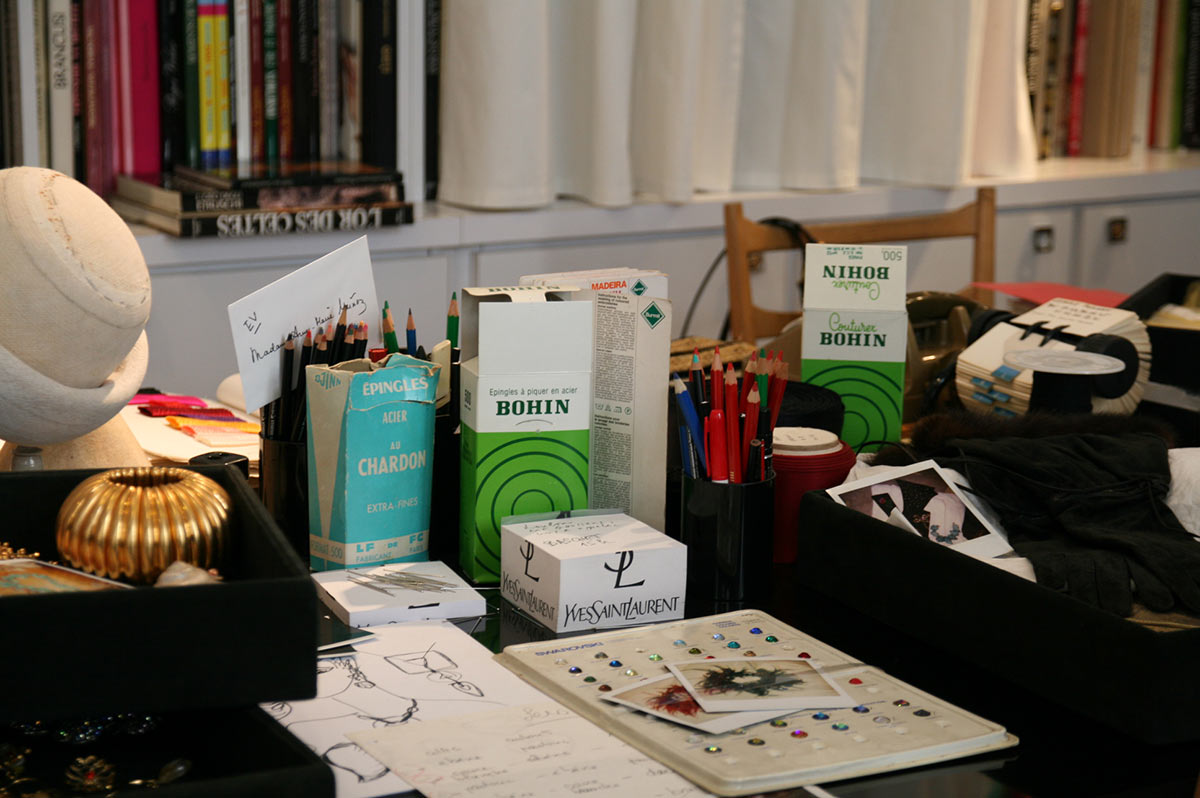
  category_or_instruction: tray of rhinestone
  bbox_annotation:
[494,609,1017,796]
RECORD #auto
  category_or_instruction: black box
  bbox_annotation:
[0,465,316,722]
[794,491,1200,745]
[1119,272,1200,392]
[0,706,332,797]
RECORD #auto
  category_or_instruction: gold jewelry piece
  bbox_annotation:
[56,467,232,583]
[64,756,114,793]
[0,542,40,562]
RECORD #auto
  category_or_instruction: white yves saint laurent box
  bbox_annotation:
[500,511,686,633]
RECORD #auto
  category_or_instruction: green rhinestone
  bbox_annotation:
[689,648,702,655]
[770,719,788,727]
[704,746,721,754]
[583,676,596,683]
[727,641,741,649]
[648,654,663,662]
[765,635,778,643]
[748,738,765,746]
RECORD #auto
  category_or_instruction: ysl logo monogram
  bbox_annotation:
[604,551,645,589]
[521,542,540,581]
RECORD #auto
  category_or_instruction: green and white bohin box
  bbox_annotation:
[458,286,594,583]
[801,244,907,451]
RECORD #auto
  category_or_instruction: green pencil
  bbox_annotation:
[382,304,401,353]
[446,292,459,348]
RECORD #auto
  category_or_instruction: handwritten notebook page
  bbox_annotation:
[350,702,713,798]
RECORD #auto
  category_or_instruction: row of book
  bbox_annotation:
[1026,0,1200,159]
[1,0,398,200]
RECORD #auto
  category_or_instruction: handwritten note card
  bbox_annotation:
[350,701,712,798]
[227,236,379,412]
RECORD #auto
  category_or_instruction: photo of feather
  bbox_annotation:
[601,674,791,734]
[668,658,852,713]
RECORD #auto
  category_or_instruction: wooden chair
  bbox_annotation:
[723,187,996,344]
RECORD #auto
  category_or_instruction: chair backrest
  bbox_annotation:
[722,187,996,344]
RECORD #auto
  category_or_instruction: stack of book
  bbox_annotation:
[111,161,412,237]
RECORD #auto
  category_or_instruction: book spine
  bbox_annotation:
[263,0,278,165]
[180,203,411,237]
[158,0,184,174]
[33,0,50,165]
[1067,0,1091,156]
[233,0,250,165]
[1131,0,1160,153]
[198,0,218,168]
[48,0,74,175]
[338,0,360,161]
[249,0,264,163]
[116,0,132,174]
[291,0,317,163]
[127,0,160,177]
[276,0,292,162]
[1181,0,1200,147]
[71,0,85,177]
[214,0,231,166]
[425,0,439,200]
[1172,0,1189,146]
[360,0,396,170]
[83,0,104,192]
[183,0,200,167]
[1026,0,1047,158]
[317,0,338,160]
[101,0,119,189]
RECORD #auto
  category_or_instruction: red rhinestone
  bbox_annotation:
[798,652,811,659]
[849,678,863,685]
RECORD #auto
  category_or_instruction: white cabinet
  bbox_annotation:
[1077,197,1200,294]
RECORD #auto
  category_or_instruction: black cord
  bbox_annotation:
[680,216,819,339]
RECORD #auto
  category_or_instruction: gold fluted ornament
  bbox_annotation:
[56,467,231,583]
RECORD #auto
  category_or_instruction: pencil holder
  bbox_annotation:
[259,436,309,561]
[427,409,461,564]
[680,473,775,612]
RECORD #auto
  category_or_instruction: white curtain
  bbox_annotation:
[438,0,1034,210]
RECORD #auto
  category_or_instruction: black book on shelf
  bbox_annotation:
[291,0,319,163]
[117,172,404,213]
[1182,0,1200,149]
[425,0,440,200]
[173,159,405,193]
[360,0,397,171]
[158,0,186,175]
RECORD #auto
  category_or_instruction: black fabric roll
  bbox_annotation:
[775,380,845,436]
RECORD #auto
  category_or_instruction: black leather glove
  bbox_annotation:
[942,432,1200,616]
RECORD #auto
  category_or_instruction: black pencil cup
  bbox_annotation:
[680,473,775,613]
[259,437,309,563]
[427,409,461,564]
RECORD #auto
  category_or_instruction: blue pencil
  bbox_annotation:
[672,374,706,475]
[406,308,418,354]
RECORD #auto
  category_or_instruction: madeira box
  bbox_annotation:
[306,354,440,571]
[801,244,907,451]
[459,286,595,584]
[500,510,686,633]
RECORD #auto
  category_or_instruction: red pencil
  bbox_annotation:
[724,364,741,483]
[740,350,758,416]
[770,360,789,430]
[742,383,760,475]
[710,346,724,415]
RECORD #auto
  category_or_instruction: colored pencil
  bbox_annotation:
[689,348,707,415]
[382,304,400,353]
[769,360,788,430]
[446,292,459,348]
[406,308,417,354]
[724,364,741,483]
[756,348,770,411]
[672,374,707,475]
[331,305,348,362]
[710,346,724,416]
[742,383,760,476]
[353,321,368,359]
[739,350,758,415]
[278,334,295,439]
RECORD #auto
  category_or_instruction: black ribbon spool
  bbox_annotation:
[1077,333,1139,399]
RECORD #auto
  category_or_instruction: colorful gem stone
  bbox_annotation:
[812,712,829,720]
[873,716,890,724]
[747,738,765,746]
[913,709,932,717]
[704,746,722,754]
[790,730,808,738]
[648,654,663,662]
[853,706,869,713]
[770,719,788,728]
[713,634,725,641]
[689,648,703,655]
[555,658,566,665]
[568,666,582,674]
[609,660,622,667]
[583,676,596,683]
[742,651,756,657]
[798,652,811,659]
[750,627,762,634]
[727,641,741,649]
[624,669,638,677]
[598,685,612,692]
[848,678,863,685]
[594,652,608,659]
[765,635,778,643]
[674,640,687,646]
[705,656,715,659]
[832,723,849,731]
[893,699,909,707]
